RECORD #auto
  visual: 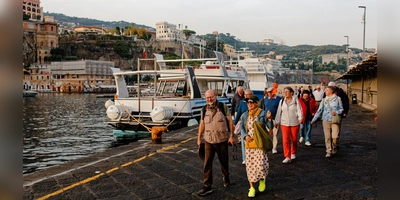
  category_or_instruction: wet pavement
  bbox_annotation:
[23,104,377,199]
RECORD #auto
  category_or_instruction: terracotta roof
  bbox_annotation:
[336,52,377,80]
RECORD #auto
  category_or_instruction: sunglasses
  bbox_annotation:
[247,101,256,104]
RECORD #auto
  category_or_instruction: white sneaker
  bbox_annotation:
[305,141,311,146]
[299,137,304,143]
[242,161,246,165]
[291,154,296,159]
[282,158,291,163]
[272,149,277,154]
[326,153,331,158]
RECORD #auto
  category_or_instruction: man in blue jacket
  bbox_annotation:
[259,87,281,154]
[233,89,253,164]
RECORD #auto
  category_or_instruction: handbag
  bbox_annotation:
[327,99,341,125]
[245,139,257,149]
[332,114,341,124]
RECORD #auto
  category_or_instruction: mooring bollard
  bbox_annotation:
[151,126,168,144]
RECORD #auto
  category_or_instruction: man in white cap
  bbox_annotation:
[313,85,324,107]
[259,87,281,154]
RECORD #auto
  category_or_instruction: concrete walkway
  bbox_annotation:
[23,104,377,199]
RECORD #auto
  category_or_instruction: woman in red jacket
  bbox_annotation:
[298,90,318,146]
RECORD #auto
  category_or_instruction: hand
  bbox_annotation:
[245,136,254,143]
[310,121,314,125]
[197,138,202,147]
[343,113,347,117]
[228,136,235,146]
[331,111,337,116]
[274,123,279,128]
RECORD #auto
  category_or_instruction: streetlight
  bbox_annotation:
[213,31,218,52]
[358,6,366,51]
[344,36,349,69]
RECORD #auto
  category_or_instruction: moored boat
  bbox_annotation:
[23,90,38,97]
[104,51,248,131]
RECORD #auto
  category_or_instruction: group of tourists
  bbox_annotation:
[196,81,349,197]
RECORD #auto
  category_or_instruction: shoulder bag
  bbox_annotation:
[327,99,341,124]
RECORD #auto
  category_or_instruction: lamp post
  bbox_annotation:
[216,34,218,52]
[358,6,366,51]
[344,36,349,69]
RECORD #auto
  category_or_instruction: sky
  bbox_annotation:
[40,0,378,49]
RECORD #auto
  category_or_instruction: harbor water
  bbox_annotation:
[23,93,117,174]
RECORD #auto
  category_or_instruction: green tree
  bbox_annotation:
[182,29,196,40]
[113,41,133,59]
[23,14,30,20]
[50,47,66,61]
[115,26,121,35]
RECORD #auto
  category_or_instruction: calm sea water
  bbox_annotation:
[23,93,118,174]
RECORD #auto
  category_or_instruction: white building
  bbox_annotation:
[321,53,348,64]
[261,39,275,45]
[155,21,206,46]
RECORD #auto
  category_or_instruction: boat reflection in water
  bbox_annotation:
[23,93,116,174]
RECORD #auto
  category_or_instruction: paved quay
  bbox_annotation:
[23,104,377,200]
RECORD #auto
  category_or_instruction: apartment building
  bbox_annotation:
[23,0,43,20]
[49,60,115,93]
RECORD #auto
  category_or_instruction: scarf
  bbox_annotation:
[246,107,262,135]
[248,108,262,121]
[325,94,337,102]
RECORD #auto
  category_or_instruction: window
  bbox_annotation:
[51,26,53,31]
[46,76,49,80]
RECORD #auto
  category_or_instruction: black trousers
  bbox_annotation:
[203,141,229,187]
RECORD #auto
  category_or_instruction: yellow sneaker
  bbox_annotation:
[248,187,256,197]
[258,179,266,192]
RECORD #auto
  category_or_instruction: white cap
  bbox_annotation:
[328,82,336,87]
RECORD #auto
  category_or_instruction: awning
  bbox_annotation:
[336,52,377,80]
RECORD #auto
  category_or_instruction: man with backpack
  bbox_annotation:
[197,90,235,196]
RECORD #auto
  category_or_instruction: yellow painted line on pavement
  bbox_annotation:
[36,136,197,200]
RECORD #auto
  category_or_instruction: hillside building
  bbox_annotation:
[155,22,206,46]
[73,25,105,35]
[23,0,43,21]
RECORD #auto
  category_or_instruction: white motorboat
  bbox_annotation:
[104,51,248,131]
[23,90,38,97]
[228,48,275,99]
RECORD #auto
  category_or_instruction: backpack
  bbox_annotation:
[280,97,297,107]
[279,97,298,116]
[202,102,230,132]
